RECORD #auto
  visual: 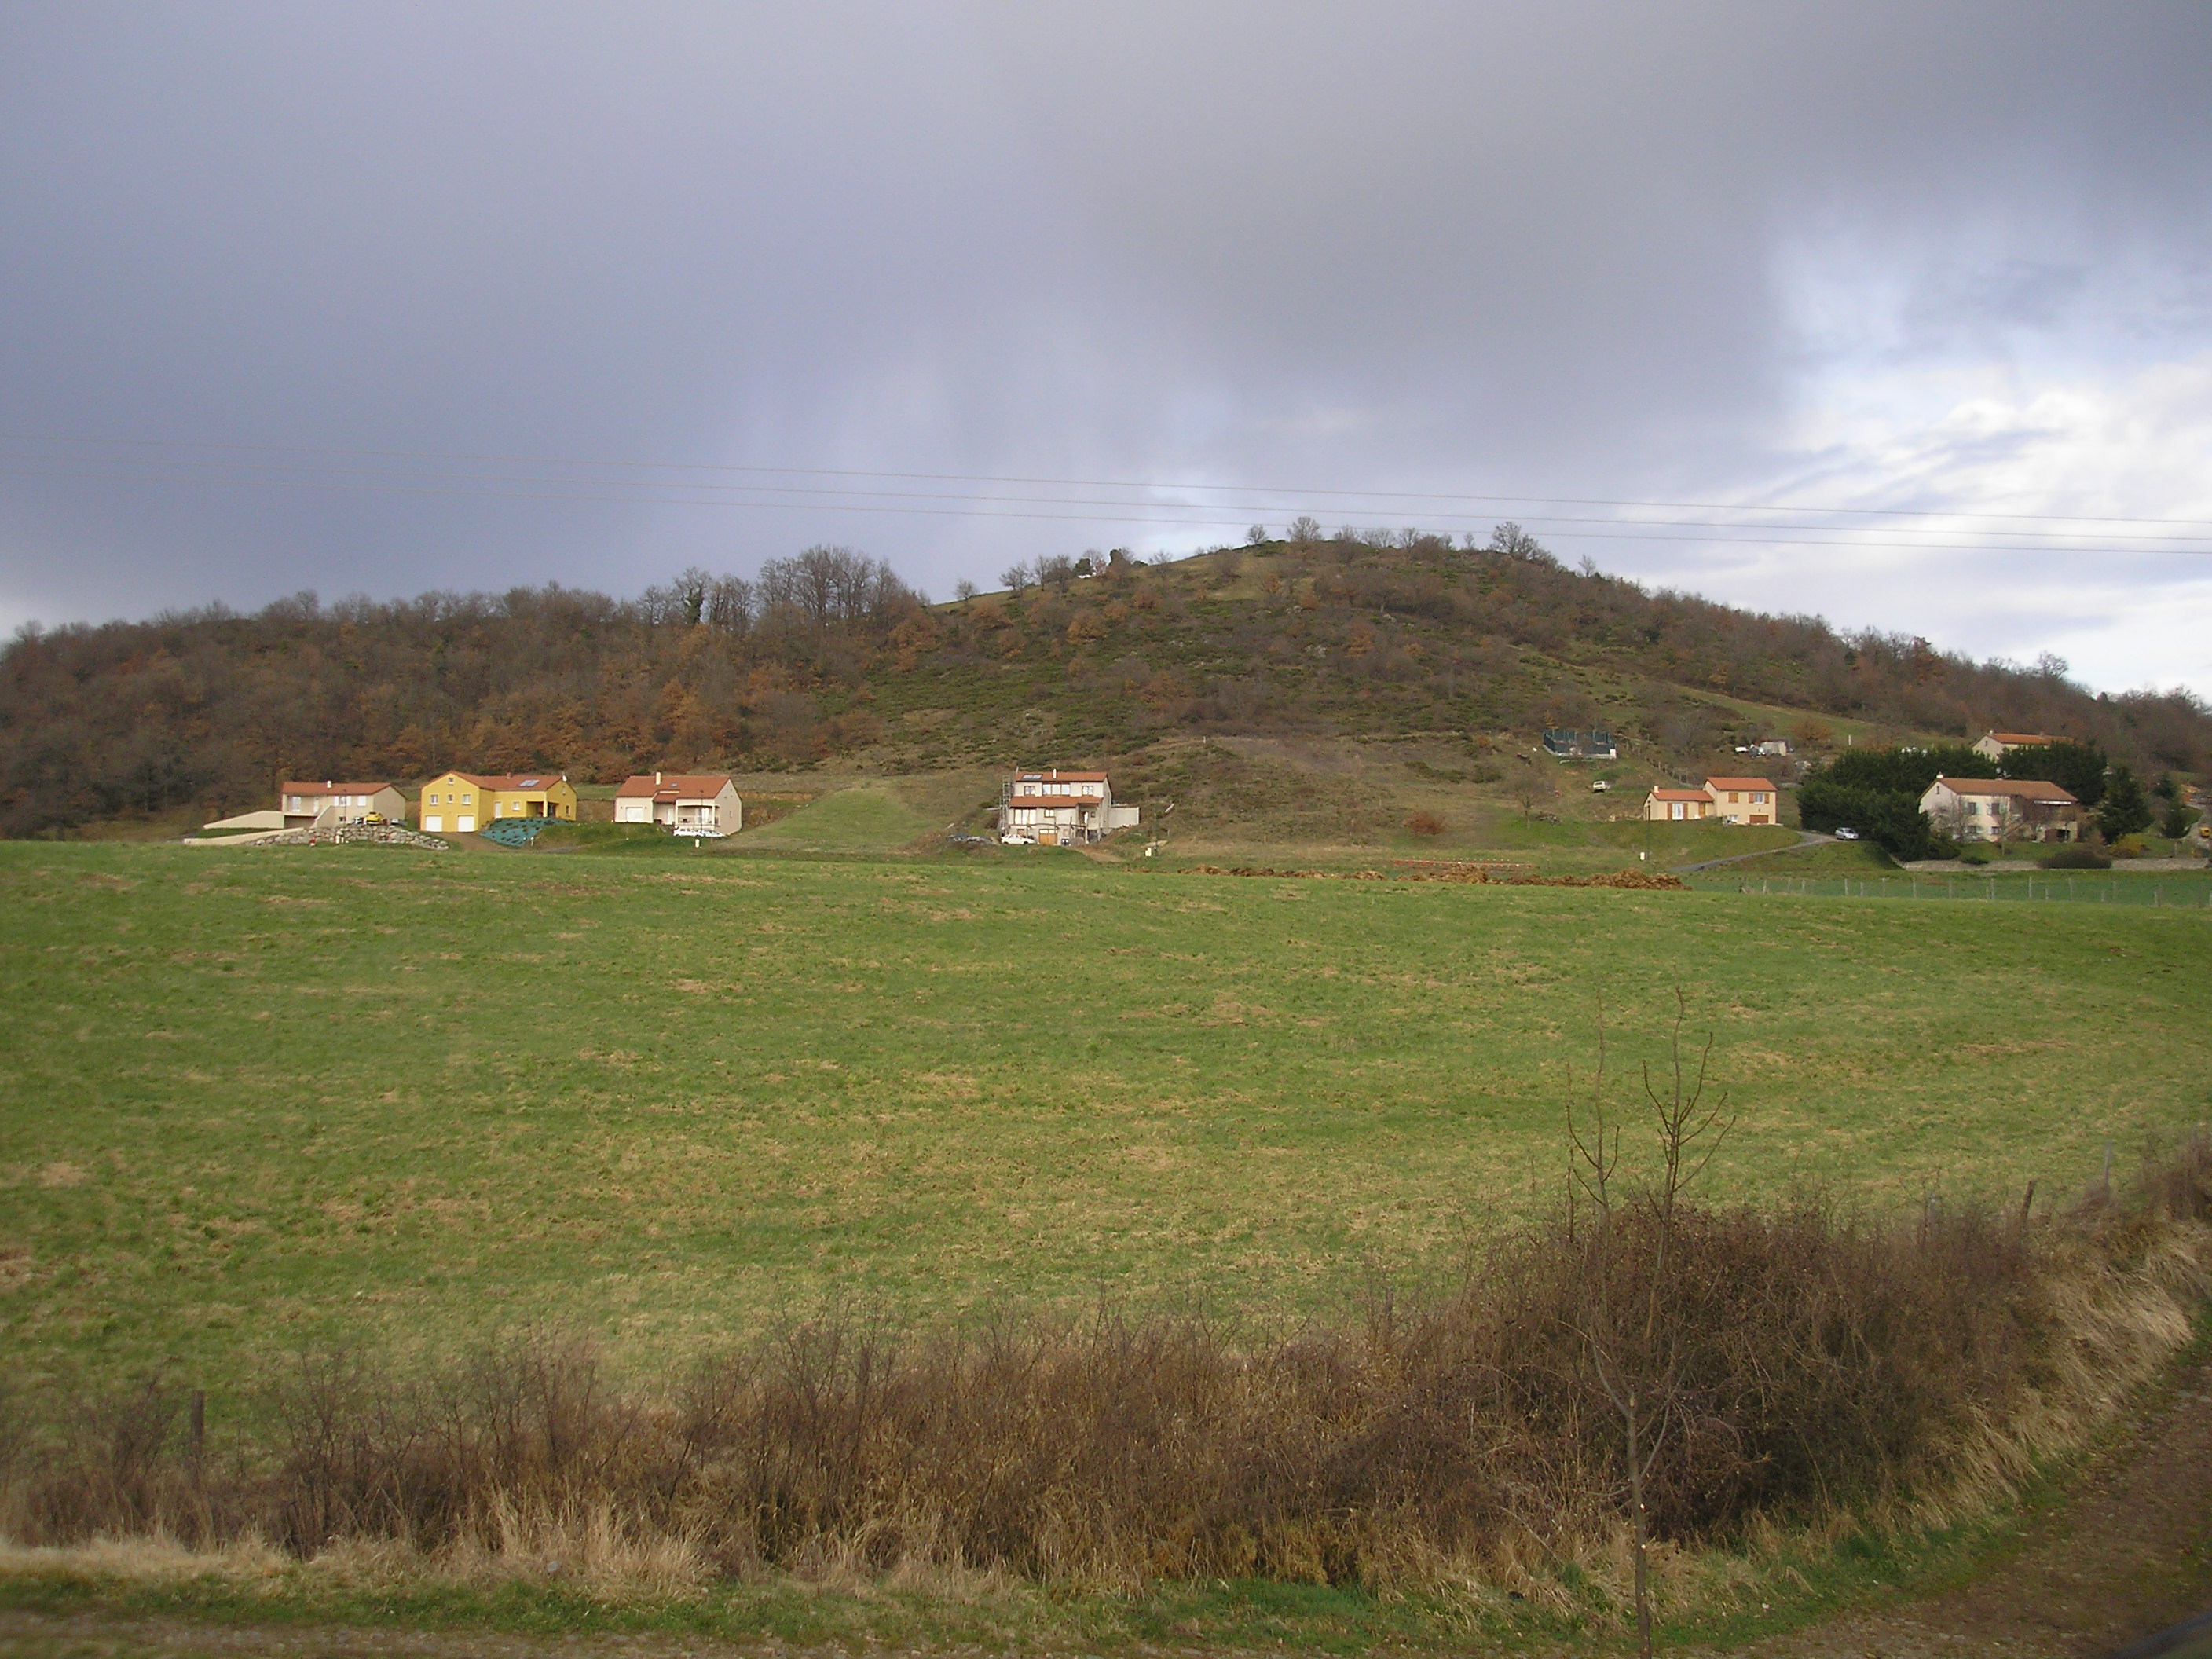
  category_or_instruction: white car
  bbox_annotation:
[1833,827,1860,841]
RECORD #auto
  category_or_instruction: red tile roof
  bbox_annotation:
[1704,776,1779,793]
[280,781,396,796]
[614,773,733,798]
[1648,787,1711,801]
[1931,776,2079,804]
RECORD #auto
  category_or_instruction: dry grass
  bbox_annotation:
[5,1141,2207,1621]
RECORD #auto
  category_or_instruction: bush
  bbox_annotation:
[5,1141,2210,1589]
[1403,811,1447,837]
[2038,846,2111,870]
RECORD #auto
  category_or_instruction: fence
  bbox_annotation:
[1685,872,2212,908]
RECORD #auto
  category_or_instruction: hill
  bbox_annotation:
[4,530,2206,838]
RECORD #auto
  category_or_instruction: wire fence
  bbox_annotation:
[1684,871,2212,907]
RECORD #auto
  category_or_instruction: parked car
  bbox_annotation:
[1833,826,1860,840]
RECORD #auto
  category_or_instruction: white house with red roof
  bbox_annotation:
[1972,731,2060,760]
[1643,786,1716,822]
[998,769,1140,846]
[613,772,742,835]
[1920,775,2082,843]
[278,779,408,829]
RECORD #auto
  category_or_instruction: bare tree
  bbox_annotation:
[1566,990,1736,1659]
[1245,523,1269,546]
[1510,757,1558,822]
[1287,515,1323,548]
[1001,560,1033,597]
[954,579,977,606]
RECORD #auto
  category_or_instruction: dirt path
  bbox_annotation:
[1721,1348,2212,1659]
[1670,832,1833,873]
[6,1354,2212,1659]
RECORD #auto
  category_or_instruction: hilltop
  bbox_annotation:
[3,530,2205,840]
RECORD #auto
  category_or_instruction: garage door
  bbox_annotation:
[457,815,475,833]
[423,815,441,833]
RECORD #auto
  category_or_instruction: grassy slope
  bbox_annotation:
[5,841,2209,1393]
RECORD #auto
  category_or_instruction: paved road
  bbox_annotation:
[1670,830,1834,873]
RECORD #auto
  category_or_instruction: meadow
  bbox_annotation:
[3,837,2210,1396]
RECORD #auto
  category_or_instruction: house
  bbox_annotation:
[278,780,408,829]
[1972,731,2059,760]
[1703,776,1781,826]
[1542,729,1620,760]
[1756,739,1792,756]
[416,771,578,835]
[998,769,1141,846]
[1920,775,2082,844]
[613,771,742,835]
[1644,786,1716,822]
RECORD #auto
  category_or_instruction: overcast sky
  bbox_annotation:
[2,2,2209,694]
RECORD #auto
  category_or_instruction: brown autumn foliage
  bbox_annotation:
[4,1139,2205,1591]
[5,526,2207,838]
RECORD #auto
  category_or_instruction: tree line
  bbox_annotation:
[1795,738,2170,861]
[2,527,2205,838]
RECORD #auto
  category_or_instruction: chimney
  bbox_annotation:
[655,771,662,785]
[325,778,332,789]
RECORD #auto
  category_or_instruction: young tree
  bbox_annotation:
[954,579,977,606]
[1001,560,1033,597]
[1510,757,1558,822]
[1566,991,1735,1659]
[1245,523,1269,545]
[2098,764,2153,840]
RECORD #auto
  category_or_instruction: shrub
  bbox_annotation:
[2039,847,2111,870]
[1404,811,1447,837]
[4,1139,2208,1592]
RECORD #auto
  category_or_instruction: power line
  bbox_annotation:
[5,461,2210,558]
[8,450,2212,547]
[4,428,2209,532]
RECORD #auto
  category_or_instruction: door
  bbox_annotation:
[457,815,476,833]
[423,815,442,833]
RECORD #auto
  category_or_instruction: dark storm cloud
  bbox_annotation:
[2,2,2209,687]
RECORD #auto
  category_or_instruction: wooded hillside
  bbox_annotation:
[4,529,2205,836]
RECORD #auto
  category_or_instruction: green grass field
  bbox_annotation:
[4,840,2210,1394]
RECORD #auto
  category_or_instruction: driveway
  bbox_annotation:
[1670,831,1833,873]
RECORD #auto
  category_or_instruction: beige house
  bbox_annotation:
[999,769,1141,846]
[1703,776,1781,826]
[279,780,408,829]
[1921,775,2082,844]
[417,771,578,834]
[1972,731,2058,760]
[1644,786,1716,822]
[613,772,742,835]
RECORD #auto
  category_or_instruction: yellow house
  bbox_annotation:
[416,771,577,834]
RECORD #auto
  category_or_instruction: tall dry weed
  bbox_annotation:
[3,1137,2207,1599]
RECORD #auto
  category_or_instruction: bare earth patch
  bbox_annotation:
[1721,1349,2212,1659]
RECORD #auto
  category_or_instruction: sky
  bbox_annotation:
[2,2,2209,696]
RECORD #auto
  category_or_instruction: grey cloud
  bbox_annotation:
[2,2,2208,688]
